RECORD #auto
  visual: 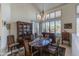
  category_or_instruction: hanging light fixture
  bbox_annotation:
[37,4,48,22]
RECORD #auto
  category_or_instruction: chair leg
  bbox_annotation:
[68,40,71,46]
[11,48,12,55]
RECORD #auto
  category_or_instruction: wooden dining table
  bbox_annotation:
[29,37,52,55]
[29,36,64,56]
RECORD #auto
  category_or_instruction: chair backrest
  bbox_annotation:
[23,39,31,56]
[42,32,56,43]
[62,32,70,41]
[7,35,15,46]
[49,33,56,43]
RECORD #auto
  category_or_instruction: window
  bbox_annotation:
[50,21,55,33]
[36,23,39,34]
[48,10,61,19]
[42,20,61,35]
[50,12,55,18]
[46,22,49,32]
[42,22,46,32]
[77,17,79,36]
[36,10,62,36]
[55,10,61,17]
[32,22,39,35]
[55,20,61,34]
[77,5,79,36]
[77,5,79,14]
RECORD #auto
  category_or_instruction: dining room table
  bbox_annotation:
[29,37,52,55]
[29,35,64,56]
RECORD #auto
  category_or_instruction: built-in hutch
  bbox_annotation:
[17,21,32,46]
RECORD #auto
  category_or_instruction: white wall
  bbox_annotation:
[0,4,1,18]
[61,4,76,33]
[72,34,79,56]
[11,3,38,22]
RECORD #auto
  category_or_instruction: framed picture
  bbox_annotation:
[64,23,72,29]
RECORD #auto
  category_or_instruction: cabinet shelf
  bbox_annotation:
[17,21,32,45]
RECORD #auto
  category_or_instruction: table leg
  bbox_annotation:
[40,47,43,56]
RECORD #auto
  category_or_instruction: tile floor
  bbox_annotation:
[60,44,72,56]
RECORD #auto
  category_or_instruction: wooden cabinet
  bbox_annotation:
[17,21,32,46]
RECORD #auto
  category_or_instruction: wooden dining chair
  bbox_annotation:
[31,46,39,56]
[44,44,58,56]
[61,32,70,44]
[7,35,20,55]
[7,35,15,52]
[23,39,32,56]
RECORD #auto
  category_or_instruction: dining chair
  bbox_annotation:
[61,32,70,44]
[7,35,20,55]
[23,39,32,56]
[7,35,16,52]
[45,44,58,56]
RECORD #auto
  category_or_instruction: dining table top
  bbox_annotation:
[29,37,52,47]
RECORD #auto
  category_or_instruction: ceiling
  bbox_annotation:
[31,3,64,12]
[11,3,65,12]
[0,3,66,21]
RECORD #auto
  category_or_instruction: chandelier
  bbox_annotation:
[37,10,47,21]
[37,4,49,22]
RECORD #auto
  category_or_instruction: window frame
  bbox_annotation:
[55,10,61,18]
[50,12,55,19]
[76,4,79,36]
[49,10,61,19]
[42,20,61,34]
